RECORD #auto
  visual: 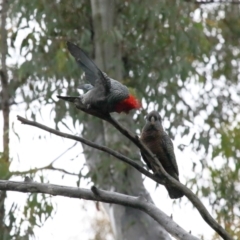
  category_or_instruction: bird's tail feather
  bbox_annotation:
[154,172,184,199]
[57,96,77,103]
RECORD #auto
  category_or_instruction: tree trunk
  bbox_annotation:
[0,0,10,238]
[81,1,171,239]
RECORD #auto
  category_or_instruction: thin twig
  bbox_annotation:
[11,142,79,177]
[51,142,78,165]
[12,166,79,177]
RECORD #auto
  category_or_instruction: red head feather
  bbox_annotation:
[114,95,142,114]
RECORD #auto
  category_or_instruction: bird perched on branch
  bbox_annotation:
[140,111,184,199]
[57,42,141,114]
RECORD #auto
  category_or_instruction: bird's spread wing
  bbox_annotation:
[162,133,179,176]
[67,42,111,94]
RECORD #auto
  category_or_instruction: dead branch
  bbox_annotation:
[0,180,199,240]
[17,113,232,240]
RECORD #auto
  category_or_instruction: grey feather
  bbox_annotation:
[67,41,111,94]
[59,42,132,113]
[161,133,179,177]
[79,84,94,92]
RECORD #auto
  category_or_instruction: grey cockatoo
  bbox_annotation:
[140,111,184,199]
[57,42,141,114]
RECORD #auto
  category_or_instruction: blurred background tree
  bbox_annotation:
[0,0,240,239]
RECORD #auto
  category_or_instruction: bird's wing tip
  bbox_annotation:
[66,41,86,57]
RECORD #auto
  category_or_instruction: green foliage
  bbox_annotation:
[3,0,240,238]
[0,153,10,180]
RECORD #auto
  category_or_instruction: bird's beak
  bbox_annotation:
[150,116,155,124]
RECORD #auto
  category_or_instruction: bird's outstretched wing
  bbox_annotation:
[161,133,179,177]
[67,42,111,94]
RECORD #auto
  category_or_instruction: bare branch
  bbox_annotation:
[18,108,232,240]
[17,115,163,185]
[17,114,233,240]
[0,180,199,240]
[97,114,233,240]
[18,113,232,240]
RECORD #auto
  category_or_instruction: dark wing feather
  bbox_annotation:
[67,42,111,94]
[140,150,153,170]
[57,96,77,102]
[161,133,179,177]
